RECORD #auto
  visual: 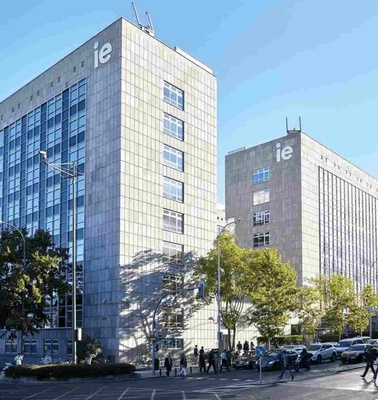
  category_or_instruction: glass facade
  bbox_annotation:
[319,167,378,291]
[0,80,86,328]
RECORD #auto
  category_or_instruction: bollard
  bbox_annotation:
[159,368,162,376]
[175,367,177,376]
[190,366,192,374]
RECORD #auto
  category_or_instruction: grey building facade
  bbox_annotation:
[0,18,219,363]
[226,131,378,290]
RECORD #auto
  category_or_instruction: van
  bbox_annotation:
[334,338,365,357]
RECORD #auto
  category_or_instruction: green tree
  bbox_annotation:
[348,284,378,335]
[0,228,69,346]
[194,232,251,351]
[245,248,299,346]
[312,274,355,339]
[296,284,323,339]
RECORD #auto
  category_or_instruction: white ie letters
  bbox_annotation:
[276,142,293,162]
[94,42,113,69]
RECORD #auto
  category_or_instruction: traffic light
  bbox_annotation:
[198,281,205,299]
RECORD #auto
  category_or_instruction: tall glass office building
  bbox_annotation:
[226,130,378,291]
[0,17,230,362]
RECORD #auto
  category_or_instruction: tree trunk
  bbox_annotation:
[227,328,231,351]
[232,327,236,351]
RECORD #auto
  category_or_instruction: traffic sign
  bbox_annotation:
[256,345,266,357]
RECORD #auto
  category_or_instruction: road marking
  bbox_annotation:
[214,394,221,400]
[181,390,187,400]
[25,389,51,399]
[117,387,130,400]
[0,388,27,398]
[84,387,105,400]
[151,389,156,400]
[52,387,79,400]
[250,395,259,400]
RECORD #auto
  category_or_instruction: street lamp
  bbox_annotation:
[0,220,26,354]
[217,218,241,358]
[39,150,83,364]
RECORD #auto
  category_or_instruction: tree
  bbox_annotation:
[312,274,355,339]
[194,232,251,351]
[0,228,69,346]
[244,248,299,346]
[296,284,323,339]
[348,284,378,335]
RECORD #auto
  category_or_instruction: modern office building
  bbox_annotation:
[226,129,378,291]
[0,17,223,362]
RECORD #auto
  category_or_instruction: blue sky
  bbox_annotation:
[1,0,378,204]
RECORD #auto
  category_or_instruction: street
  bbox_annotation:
[0,361,370,399]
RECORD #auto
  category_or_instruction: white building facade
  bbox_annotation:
[226,131,378,290]
[0,18,223,363]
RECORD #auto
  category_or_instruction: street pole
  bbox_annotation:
[39,151,83,364]
[369,260,378,338]
[217,218,241,365]
[0,221,26,355]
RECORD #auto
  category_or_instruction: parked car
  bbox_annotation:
[233,355,256,370]
[368,339,378,346]
[307,343,337,364]
[334,338,364,358]
[359,336,372,343]
[341,344,372,364]
[256,349,297,371]
[283,345,307,354]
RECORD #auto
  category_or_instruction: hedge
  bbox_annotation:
[5,363,136,380]
[257,335,304,345]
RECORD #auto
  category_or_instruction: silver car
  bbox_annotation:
[306,343,337,364]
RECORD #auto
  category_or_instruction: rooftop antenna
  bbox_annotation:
[286,117,302,135]
[131,2,155,37]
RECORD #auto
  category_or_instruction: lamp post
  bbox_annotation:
[39,150,83,364]
[217,218,241,359]
[0,220,26,354]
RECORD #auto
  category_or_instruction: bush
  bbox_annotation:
[5,363,136,380]
[318,333,341,343]
[257,335,304,345]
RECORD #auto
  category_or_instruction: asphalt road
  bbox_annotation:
[0,361,366,400]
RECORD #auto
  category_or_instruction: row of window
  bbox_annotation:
[253,232,270,247]
[161,82,185,267]
[5,338,72,356]
[253,167,269,184]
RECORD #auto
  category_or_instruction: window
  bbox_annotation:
[162,338,184,349]
[253,167,269,184]
[44,339,59,356]
[253,232,270,247]
[24,339,37,355]
[163,145,183,171]
[163,209,184,233]
[253,189,270,205]
[66,339,72,355]
[163,241,183,264]
[164,82,184,110]
[162,274,183,293]
[5,339,17,353]
[164,114,184,140]
[253,210,270,226]
[163,177,184,202]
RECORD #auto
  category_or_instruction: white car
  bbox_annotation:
[306,343,337,364]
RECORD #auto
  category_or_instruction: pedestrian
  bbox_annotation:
[164,353,173,377]
[236,341,243,353]
[179,353,187,378]
[361,346,376,380]
[243,340,249,354]
[278,349,294,381]
[207,349,217,374]
[194,345,198,363]
[199,346,206,373]
[250,341,255,351]
[220,349,229,371]
[14,353,23,365]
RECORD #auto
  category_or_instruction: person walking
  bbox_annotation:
[199,346,206,373]
[279,349,294,381]
[193,345,199,364]
[164,353,173,377]
[236,341,243,353]
[361,346,376,380]
[207,349,217,374]
[243,341,249,354]
[179,353,187,378]
[14,353,23,365]
[220,349,230,371]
